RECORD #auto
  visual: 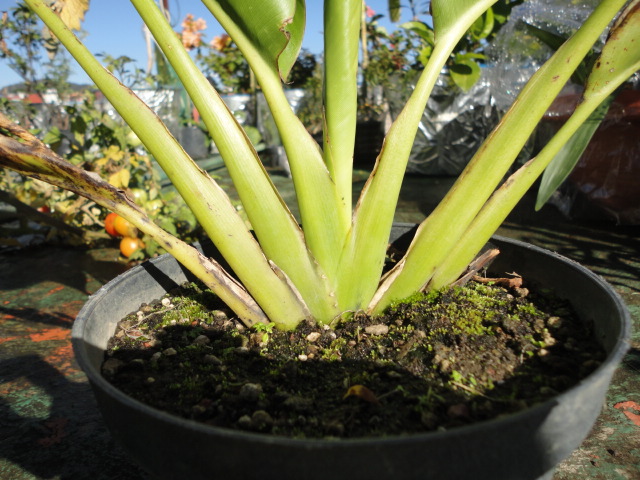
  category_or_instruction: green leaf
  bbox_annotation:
[431,0,499,42]
[523,22,591,85]
[538,0,640,214]
[205,0,350,282]
[205,0,304,81]
[42,126,62,148]
[134,0,337,323]
[535,0,640,210]
[388,0,401,22]
[450,56,482,91]
[24,0,312,328]
[470,7,495,40]
[401,21,435,45]
[424,0,639,293]
[535,97,613,210]
[335,0,499,312]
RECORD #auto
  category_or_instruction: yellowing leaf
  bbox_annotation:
[343,384,379,404]
[104,145,125,162]
[108,169,130,189]
[51,0,89,31]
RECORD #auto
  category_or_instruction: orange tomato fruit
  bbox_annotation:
[114,215,137,237]
[104,212,119,237]
[120,237,145,258]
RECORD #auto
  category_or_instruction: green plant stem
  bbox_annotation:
[323,0,361,219]
[369,0,628,313]
[0,119,267,327]
[428,93,618,291]
[428,0,640,290]
[336,0,499,312]
[202,0,350,280]
[24,0,308,328]
[132,0,338,323]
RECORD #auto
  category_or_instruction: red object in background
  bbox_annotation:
[104,212,119,237]
[544,89,640,225]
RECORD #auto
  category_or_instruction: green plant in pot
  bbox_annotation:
[0,0,637,479]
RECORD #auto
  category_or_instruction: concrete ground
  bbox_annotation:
[1,164,638,479]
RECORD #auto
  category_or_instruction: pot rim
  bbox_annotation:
[72,232,631,447]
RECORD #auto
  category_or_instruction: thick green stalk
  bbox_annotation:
[24,0,309,328]
[334,41,451,310]
[132,0,338,323]
[323,0,361,219]
[369,0,627,313]
[202,0,349,279]
[0,119,267,327]
[428,0,640,290]
[335,0,499,311]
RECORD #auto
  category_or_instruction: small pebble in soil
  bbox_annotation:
[239,383,263,402]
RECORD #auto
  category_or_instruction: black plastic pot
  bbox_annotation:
[72,224,630,480]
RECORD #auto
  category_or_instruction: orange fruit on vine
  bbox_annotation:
[104,212,119,237]
[113,215,137,237]
[120,237,145,258]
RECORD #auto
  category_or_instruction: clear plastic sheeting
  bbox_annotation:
[386,71,502,176]
[485,0,601,110]
[222,93,256,127]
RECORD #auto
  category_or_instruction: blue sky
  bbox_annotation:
[0,0,411,88]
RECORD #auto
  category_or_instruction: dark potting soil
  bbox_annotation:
[102,278,604,439]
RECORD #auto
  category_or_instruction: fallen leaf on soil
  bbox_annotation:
[344,385,379,404]
[614,401,640,427]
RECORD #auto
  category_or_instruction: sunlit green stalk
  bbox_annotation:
[202,0,349,279]
[428,0,640,289]
[132,0,338,323]
[369,0,628,313]
[0,121,267,326]
[24,0,308,327]
[323,0,361,219]
[336,0,499,311]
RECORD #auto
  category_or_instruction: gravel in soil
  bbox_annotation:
[103,279,604,439]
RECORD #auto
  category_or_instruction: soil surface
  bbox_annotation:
[103,278,604,439]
